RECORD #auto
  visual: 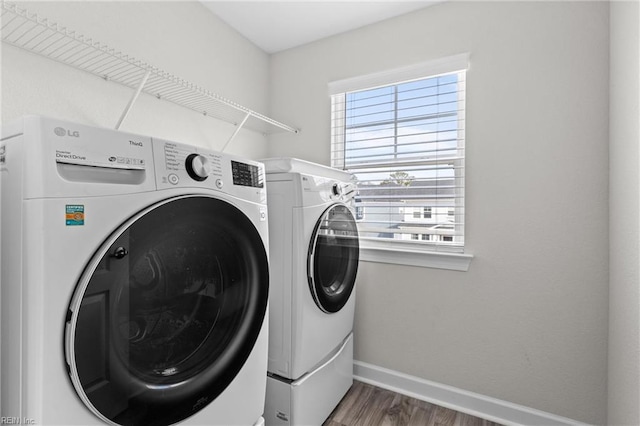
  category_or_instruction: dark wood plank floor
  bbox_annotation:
[323,381,502,426]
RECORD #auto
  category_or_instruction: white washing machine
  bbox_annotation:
[261,158,359,426]
[0,116,270,426]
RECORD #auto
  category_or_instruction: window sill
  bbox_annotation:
[359,246,473,271]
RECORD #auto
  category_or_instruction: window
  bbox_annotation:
[330,55,468,258]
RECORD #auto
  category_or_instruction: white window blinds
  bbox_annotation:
[330,55,468,253]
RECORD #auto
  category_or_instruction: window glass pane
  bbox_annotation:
[332,69,466,253]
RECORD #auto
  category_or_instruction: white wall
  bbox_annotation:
[268,2,610,423]
[608,1,640,425]
[1,1,271,159]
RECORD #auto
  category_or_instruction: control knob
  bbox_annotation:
[331,183,342,197]
[185,154,212,181]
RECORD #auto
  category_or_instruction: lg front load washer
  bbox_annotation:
[0,116,269,426]
[261,158,359,426]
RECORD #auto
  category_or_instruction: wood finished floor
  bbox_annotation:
[323,381,502,426]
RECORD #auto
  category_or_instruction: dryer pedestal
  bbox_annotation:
[264,333,353,426]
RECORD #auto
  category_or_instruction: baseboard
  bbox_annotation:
[353,361,587,426]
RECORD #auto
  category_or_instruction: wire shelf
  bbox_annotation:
[1,1,299,136]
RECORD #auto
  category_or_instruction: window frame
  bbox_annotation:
[329,54,473,271]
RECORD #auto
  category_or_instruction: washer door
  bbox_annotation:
[65,195,269,426]
[307,204,359,313]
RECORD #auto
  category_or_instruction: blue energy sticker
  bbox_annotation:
[65,205,85,226]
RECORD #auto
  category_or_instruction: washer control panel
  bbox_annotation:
[153,138,265,202]
[158,141,223,188]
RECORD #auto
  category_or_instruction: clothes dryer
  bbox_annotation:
[0,116,269,426]
[261,158,359,426]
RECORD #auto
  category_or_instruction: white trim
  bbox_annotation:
[353,361,587,426]
[328,52,470,95]
[360,246,473,271]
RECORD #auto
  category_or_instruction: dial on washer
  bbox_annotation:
[185,154,212,181]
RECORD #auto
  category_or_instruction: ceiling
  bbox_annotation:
[201,1,442,54]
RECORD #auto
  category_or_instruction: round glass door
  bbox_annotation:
[65,195,269,426]
[307,204,359,313]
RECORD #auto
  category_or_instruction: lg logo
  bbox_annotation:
[54,127,80,137]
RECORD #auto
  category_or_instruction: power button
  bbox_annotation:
[168,174,179,185]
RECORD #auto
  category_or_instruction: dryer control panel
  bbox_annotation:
[300,174,357,207]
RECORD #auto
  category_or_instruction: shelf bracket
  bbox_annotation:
[115,69,151,130]
[220,112,251,152]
